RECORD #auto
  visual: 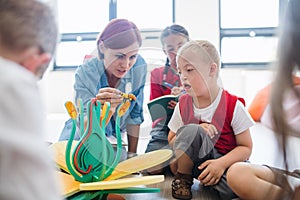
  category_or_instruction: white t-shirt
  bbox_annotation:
[0,57,62,200]
[168,88,255,135]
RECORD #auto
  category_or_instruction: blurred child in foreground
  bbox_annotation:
[227,0,300,199]
[0,0,61,199]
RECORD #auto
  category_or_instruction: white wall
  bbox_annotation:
[39,70,75,142]
[176,0,220,47]
[40,0,277,142]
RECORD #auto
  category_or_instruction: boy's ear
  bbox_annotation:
[35,53,52,70]
[21,47,51,73]
[209,63,218,76]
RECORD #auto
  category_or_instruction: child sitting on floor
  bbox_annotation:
[167,40,255,200]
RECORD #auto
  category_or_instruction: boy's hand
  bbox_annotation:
[197,159,225,186]
[171,86,184,96]
[199,123,218,139]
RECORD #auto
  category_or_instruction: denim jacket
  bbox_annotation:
[59,55,147,140]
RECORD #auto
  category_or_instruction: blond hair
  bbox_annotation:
[0,0,58,55]
[177,40,220,69]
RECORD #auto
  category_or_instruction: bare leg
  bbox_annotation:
[172,149,194,200]
[227,162,283,200]
[146,163,165,175]
[169,158,178,175]
[293,186,300,200]
[175,149,193,175]
[146,158,177,175]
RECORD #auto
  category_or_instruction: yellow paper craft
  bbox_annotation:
[80,175,164,191]
[50,141,172,181]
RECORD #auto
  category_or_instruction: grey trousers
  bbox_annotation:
[174,124,238,200]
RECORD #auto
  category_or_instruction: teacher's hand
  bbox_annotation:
[96,87,123,113]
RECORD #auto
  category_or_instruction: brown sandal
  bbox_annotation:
[172,172,193,200]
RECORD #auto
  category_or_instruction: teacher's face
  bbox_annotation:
[101,42,140,78]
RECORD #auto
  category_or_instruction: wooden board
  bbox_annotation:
[49,141,173,181]
[80,175,164,190]
[56,171,80,197]
[49,141,77,173]
[51,141,172,198]
[57,171,163,197]
[104,149,172,181]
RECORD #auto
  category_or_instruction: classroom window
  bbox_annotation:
[54,0,173,70]
[117,0,173,29]
[219,0,287,68]
[53,0,108,70]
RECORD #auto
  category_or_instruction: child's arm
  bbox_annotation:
[168,130,176,148]
[217,129,253,165]
[198,129,252,186]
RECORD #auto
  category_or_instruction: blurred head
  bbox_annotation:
[0,0,58,79]
[96,19,142,78]
[276,0,300,72]
[160,24,189,67]
[176,40,220,98]
[271,0,300,139]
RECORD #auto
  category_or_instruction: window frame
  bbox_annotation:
[53,0,175,71]
[219,0,288,69]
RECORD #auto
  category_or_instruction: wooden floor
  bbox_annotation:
[121,173,221,200]
[55,123,300,200]
[113,124,223,199]
[120,123,300,200]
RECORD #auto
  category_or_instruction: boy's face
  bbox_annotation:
[177,53,210,97]
[35,63,49,79]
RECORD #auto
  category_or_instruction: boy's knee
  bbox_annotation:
[176,124,204,140]
[227,162,248,187]
[174,124,208,156]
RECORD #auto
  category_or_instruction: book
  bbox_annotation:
[106,134,127,146]
[147,95,178,126]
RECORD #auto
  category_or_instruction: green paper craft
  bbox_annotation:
[64,96,132,183]
[59,94,169,200]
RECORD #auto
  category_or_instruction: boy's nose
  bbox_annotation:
[180,74,187,81]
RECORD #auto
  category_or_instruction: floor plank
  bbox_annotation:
[121,173,221,200]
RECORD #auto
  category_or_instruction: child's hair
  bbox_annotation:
[0,0,58,55]
[160,24,189,66]
[160,24,189,45]
[97,18,142,59]
[271,0,300,167]
[177,40,221,69]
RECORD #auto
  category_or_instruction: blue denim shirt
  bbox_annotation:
[59,55,147,140]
